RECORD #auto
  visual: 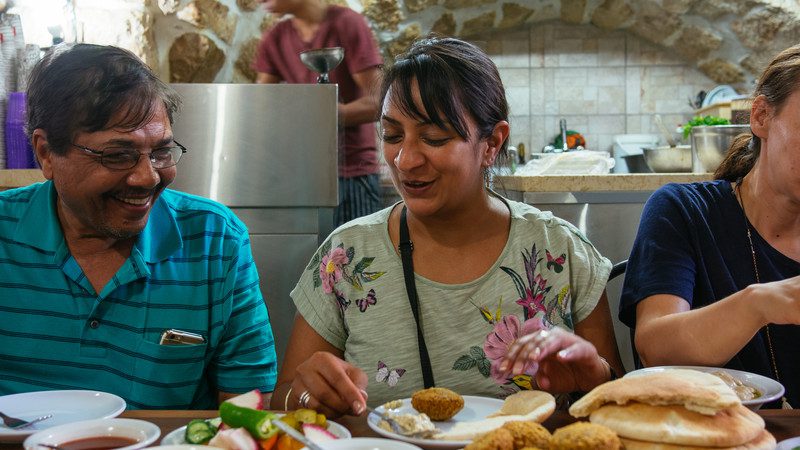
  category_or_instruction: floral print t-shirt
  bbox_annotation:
[290,197,611,406]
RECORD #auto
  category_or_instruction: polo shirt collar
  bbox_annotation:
[136,191,182,263]
[14,181,62,252]
[13,181,182,263]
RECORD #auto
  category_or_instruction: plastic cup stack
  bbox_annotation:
[5,92,34,169]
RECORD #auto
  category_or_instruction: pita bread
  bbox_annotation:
[620,429,776,450]
[589,403,764,447]
[570,369,740,417]
[434,392,555,441]
[487,390,555,418]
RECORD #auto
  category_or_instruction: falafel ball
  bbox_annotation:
[501,420,551,448]
[411,387,465,421]
[549,422,622,450]
[464,427,515,450]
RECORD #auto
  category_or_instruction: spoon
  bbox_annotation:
[654,114,677,147]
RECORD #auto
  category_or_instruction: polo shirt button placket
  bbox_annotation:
[89,319,100,329]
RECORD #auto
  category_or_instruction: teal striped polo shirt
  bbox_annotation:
[0,181,277,409]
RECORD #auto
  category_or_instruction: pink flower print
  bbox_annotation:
[515,286,546,318]
[534,274,547,291]
[483,315,545,383]
[319,247,350,293]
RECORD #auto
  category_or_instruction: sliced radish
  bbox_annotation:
[208,427,259,450]
[227,389,264,410]
[301,423,338,442]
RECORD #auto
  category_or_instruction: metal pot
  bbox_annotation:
[691,125,751,173]
[642,145,692,173]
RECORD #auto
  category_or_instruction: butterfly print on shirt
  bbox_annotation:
[376,360,406,387]
[355,289,377,312]
[546,250,566,273]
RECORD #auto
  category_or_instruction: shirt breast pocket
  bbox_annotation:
[131,338,209,408]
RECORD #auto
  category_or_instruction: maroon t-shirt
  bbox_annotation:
[254,6,383,178]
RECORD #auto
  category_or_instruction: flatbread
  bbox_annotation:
[589,403,764,447]
[487,390,555,419]
[434,392,555,441]
[620,429,776,450]
[570,369,740,417]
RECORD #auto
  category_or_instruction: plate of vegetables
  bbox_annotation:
[161,390,350,449]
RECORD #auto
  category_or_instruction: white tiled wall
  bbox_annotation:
[473,22,716,155]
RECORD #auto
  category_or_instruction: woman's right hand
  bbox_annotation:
[289,351,369,418]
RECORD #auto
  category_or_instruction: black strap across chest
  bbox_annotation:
[398,206,435,388]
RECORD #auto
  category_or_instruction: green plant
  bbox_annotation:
[682,115,731,139]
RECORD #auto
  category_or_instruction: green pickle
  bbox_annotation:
[293,408,318,424]
[219,401,279,439]
[279,414,301,431]
[185,419,217,444]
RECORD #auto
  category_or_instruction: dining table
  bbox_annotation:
[125,409,800,445]
[2,409,800,449]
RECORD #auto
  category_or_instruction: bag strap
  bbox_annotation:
[399,206,435,388]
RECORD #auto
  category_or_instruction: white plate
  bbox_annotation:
[367,396,504,449]
[625,366,785,410]
[161,415,351,445]
[702,84,738,107]
[302,437,423,450]
[777,436,800,450]
[23,418,159,450]
[0,390,127,443]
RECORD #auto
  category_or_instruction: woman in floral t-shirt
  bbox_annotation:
[269,37,623,417]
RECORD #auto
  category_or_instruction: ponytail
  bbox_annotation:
[714,133,759,181]
[713,44,800,180]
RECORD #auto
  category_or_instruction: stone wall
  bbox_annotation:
[12,0,800,153]
[29,0,797,88]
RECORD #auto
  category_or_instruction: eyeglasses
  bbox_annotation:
[71,141,187,170]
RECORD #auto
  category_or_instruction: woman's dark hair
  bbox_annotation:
[715,44,800,180]
[379,36,509,157]
[26,43,181,155]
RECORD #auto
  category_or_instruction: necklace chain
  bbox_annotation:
[735,180,792,409]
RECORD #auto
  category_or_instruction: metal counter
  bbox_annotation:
[502,189,653,372]
[168,83,339,367]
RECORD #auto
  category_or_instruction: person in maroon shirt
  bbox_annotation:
[254,0,384,225]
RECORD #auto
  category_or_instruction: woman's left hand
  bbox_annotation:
[499,326,611,393]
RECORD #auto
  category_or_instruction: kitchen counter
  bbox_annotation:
[495,173,713,192]
[0,169,45,190]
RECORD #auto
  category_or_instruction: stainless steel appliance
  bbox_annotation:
[168,83,339,366]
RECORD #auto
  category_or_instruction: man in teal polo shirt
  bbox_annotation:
[0,44,277,409]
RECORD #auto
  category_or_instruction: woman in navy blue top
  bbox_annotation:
[620,44,800,409]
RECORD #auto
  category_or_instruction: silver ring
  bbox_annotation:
[298,390,312,408]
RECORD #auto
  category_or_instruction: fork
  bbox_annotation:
[0,411,53,429]
[366,406,438,439]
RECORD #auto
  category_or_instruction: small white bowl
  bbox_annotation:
[23,418,160,450]
[302,437,424,450]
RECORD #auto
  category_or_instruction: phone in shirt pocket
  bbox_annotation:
[159,329,206,345]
